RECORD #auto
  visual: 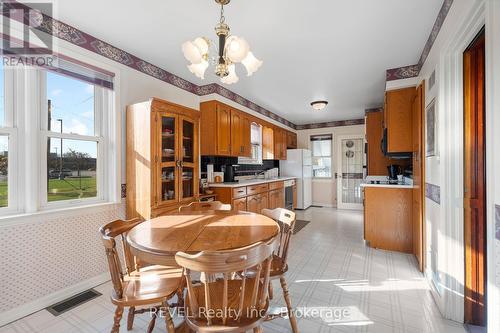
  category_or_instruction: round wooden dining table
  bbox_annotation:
[127,210,280,266]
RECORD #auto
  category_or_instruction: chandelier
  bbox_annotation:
[181,0,263,84]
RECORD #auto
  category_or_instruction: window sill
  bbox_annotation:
[0,200,122,228]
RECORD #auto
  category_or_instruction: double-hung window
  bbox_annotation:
[311,134,332,178]
[0,62,16,211]
[41,70,104,205]
[0,53,116,217]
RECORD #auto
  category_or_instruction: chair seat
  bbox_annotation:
[269,255,288,277]
[111,265,183,306]
[185,279,269,331]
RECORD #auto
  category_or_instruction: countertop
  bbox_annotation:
[361,175,414,189]
[360,183,414,189]
[208,177,296,188]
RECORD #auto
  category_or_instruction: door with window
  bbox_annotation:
[336,135,364,210]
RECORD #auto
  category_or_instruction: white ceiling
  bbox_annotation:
[48,0,443,125]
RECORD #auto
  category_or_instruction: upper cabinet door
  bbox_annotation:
[216,104,232,156]
[179,116,199,201]
[263,126,274,160]
[385,87,415,153]
[230,109,243,157]
[158,114,179,205]
[241,115,252,157]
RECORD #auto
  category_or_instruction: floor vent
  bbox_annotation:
[310,205,323,208]
[46,289,102,316]
[293,220,310,234]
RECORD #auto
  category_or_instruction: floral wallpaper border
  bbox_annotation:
[386,0,454,81]
[4,0,455,129]
[295,118,365,130]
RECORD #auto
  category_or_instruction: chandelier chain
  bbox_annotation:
[219,4,225,24]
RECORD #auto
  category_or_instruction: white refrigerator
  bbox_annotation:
[279,149,312,209]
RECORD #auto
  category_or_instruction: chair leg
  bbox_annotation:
[127,306,135,330]
[269,282,274,300]
[146,311,157,333]
[253,327,263,333]
[163,300,175,333]
[280,276,298,333]
[112,306,123,333]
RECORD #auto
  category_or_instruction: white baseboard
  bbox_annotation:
[312,203,335,208]
[0,273,110,327]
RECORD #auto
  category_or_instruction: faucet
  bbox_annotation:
[254,170,266,179]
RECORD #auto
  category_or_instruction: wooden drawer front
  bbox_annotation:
[232,186,247,199]
[247,183,269,196]
[232,197,247,211]
[269,181,284,191]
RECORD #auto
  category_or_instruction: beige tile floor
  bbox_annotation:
[0,208,467,333]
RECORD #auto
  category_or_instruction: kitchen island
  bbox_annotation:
[361,182,414,253]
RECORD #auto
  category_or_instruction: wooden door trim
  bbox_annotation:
[463,27,486,327]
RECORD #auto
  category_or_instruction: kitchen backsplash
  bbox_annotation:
[201,156,279,178]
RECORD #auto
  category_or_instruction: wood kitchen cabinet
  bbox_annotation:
[210,180,291,213]
[247,193,269,213]
[230,109,251,157]
[286,131,298,149]
[262,126,274,159]
[200,100,250,157]
[364,187,412,253]
[233,197,247,211]
[273,127,287,160]
[126,98,200,219]
[268,189,285,210]
[366,111,401,175]
[384,87,416,153]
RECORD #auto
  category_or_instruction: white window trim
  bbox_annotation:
[38,70,108,210]
[0,59,120,220]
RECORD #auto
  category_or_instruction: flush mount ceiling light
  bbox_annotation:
[181,0,263,85]
[310,100,328,110]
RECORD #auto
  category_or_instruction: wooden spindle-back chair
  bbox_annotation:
[261,208,298,333]
[175,237,279,333]
[100,219,183,333]
[178,201,232,212]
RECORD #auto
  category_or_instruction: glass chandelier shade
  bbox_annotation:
[181,0,262,84]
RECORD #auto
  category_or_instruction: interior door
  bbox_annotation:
[463,28,486,327]
[337,135,364,210]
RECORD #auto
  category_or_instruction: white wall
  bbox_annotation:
[413,1,500,330]
[0,34,200,325]
[297,125,364,207]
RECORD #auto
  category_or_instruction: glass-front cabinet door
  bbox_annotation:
[180,117,197,201]
[158,114,178,204]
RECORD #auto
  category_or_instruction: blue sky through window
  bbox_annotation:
[47,72,96,157]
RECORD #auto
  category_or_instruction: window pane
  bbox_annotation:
[47,138,97,202]
[312,157,331,178]
[47,71,95,135]
[0,62,4,127]
[0,136,7,207]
